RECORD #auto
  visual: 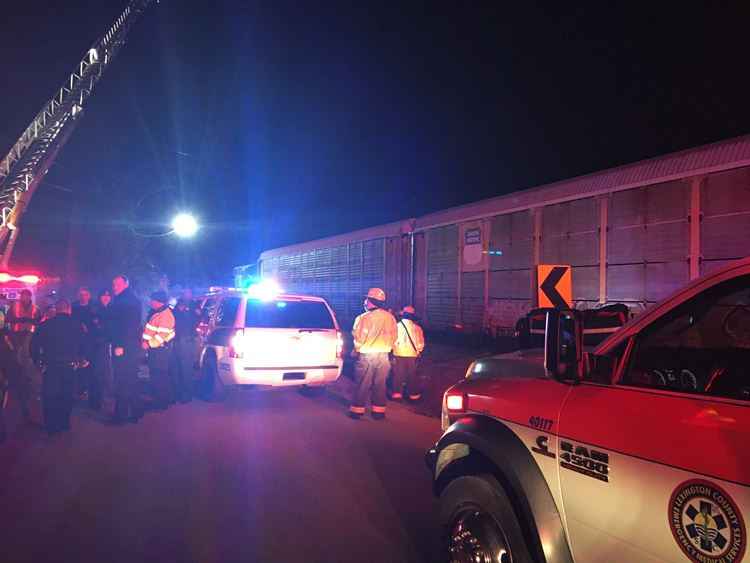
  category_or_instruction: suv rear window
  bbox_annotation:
[244,300,335,329]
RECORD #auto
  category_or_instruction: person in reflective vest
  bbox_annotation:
[349,287,397,420]
[6,289,41,421]
[391,305,426,401]
[142,291,175,410]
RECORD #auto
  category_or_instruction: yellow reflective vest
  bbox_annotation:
[352,308,397,354]
[142,307,175,349]
[393,318,425,358]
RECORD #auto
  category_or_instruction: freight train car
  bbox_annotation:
[250,135,750,332]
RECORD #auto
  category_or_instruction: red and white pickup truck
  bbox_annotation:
[427,257,749,563]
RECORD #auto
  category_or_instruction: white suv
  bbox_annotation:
[199,287,344,399]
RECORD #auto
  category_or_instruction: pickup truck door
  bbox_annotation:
[558,275,750,563]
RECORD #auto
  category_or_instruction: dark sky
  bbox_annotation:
[1,1,749,288]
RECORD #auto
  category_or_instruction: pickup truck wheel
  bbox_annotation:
[202,355,226,402]
[439,474,533,563]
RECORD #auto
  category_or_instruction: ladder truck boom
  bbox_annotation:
[0,0,154,268]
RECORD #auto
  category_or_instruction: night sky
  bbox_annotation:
[1,1,749,290]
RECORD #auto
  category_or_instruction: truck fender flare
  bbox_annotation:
[435,415,573,563]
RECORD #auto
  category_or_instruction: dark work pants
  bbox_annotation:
[9,332,33,416]
[171,338,195,402]
[42,364,75,434]
[391,356,421,399]
[350,353,390,415]
[93,343,113,406]
[148,346,171,409]
[113,349,142,421]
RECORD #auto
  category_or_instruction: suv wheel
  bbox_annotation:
[202,354,226,402]
[439,474,533,563]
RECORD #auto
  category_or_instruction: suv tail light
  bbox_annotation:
[229,329,245,359]
[336,331,344,359]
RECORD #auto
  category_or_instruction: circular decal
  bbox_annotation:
[669,479,746,563]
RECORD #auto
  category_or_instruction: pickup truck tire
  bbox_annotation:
[439,473,534,563]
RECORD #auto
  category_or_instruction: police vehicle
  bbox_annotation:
[198,281,344,398]
[427,257,750,563]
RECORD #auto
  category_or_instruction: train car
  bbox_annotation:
[251,135,750,333]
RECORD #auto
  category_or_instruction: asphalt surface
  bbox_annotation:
[0,391,444,563]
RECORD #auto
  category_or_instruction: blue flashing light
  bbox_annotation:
[246,279,283,301]
[276,301,287,308]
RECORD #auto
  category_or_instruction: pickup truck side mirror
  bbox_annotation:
[544,308,583,382]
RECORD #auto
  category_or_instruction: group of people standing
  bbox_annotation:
[348,287,426,420]
[0,275,201,439]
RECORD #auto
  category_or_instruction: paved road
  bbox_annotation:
[0,391,443,563]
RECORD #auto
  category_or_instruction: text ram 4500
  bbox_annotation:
[427,257,750,563]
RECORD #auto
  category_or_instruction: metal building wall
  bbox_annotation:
[700,167,750,275]
[258,239,388,328]
[607,180,689,305]
[487,210,534,330]
[257,138,750,334]
[426,225,459,329]
[542,197,599,304]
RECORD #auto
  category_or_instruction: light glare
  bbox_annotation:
[246,279,282,301]
[446,394,464,411]
[171,213,199,238]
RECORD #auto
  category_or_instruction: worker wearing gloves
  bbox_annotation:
[142,291,175,411]
[391,305,426,401]
[349,288,397,420]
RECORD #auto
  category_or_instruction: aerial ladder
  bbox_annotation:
[0,0,154,269]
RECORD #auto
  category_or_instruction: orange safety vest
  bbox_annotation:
[7,302,40,333]
[142,307,175,349]
[393,318,425,358]
[352,308,397,354]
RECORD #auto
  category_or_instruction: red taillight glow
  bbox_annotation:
[0,273,39,284]
[336,331,344,359]
[445,393,465,412]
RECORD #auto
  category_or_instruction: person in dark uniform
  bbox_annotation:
[72,287,98,409]
[30,299,85,435]
[93,290,114,412]
[109,275,144,424]
[0,331,20,443]
[171,298,198,403]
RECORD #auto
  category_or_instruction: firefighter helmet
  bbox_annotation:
[366,288,386,302]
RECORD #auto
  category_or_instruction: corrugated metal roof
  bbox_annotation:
[259,134,750,260]
[415,134,750,230]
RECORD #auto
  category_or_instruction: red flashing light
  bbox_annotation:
[0,273,40,284]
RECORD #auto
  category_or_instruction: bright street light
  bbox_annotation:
[171,213,199,238]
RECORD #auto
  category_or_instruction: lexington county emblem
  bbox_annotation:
[669,480,746,563]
